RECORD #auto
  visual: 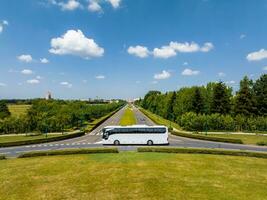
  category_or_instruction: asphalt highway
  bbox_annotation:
[1,105,267,157]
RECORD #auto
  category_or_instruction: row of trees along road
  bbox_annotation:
[137,74,267,132]
[0,99,124,134]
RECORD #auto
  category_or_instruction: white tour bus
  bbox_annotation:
[102,125,169,145]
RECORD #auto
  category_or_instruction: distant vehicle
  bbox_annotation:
[102,125,169,145]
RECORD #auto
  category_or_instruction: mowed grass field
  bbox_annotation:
[119,107,136,126]
[0,152,267,200]
[7,104,31,117]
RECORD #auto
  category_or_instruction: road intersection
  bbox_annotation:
[1,106,267,157]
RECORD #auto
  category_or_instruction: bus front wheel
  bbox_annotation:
[147,140,153,146]
[114,140,120,145]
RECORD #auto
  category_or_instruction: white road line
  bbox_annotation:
[94,141,103,144]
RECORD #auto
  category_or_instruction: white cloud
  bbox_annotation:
[183,62,188,66]
[181,68,200,76]
[127,45,150,58]
[240,34,246,39]
[130,41,214,59]
[107,0,121,8]
[200,42,214,52]
[58,0,81,11]
[60,81,72,88]
[153,46,176,59]
[154,70,171,80]
[21,69,33,75]
[88,0,102,12]
[82,79,88,83]
[27,79,40,84]
[40,58,49,63]
[0,83,7,87]
[17,54,33,63]
[247,49,267,61]
[263,66,267,71]
[95,75,105,79]
[49,29,104,59]
[151,80,158,84]
[36,76,43,80]
[218,72,226,77]
[226,80,235,84]
[0,20,8,33]
[169,41,200,53]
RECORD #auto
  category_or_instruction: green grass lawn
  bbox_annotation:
[206,133,267,145]
[0,152,267,200]
[0,133,65,143]
[8,104,31,117]
[119,107,136,126]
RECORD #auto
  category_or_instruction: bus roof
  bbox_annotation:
[103,125,166,129]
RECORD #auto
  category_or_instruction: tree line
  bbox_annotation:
[0,100,124,134]
[137,74,267,132]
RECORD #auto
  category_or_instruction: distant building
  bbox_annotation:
[45,91,52,100]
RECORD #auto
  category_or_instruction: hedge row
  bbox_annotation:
[178,112,267,132]
[0,131,85,148]
[0,154,5,160]
[18,148,118,158]
[83,107,121,133]
[137,147,267,159]
[171,131,243,144]
[257,141,267,146]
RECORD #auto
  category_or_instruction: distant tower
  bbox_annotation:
[45,91,52,100]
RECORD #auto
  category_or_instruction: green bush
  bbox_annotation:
[179,112,267,132]
[0,154,5,160]
[172,131,243,144]
[18,148,119,158]
[137,147,267,159]
[0,131,85,147]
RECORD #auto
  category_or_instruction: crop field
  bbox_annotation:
[0,152,267,200]
[7,104,31,117]
[119,107,136,126]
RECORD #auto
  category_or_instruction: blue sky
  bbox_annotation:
[0,0,267,100]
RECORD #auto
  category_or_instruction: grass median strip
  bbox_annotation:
[119,107,136,126]
[172,131,243,144]
[18,148,119,158]
[138,147,267,159]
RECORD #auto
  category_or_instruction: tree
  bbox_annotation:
[0,101,11,119]
[234,76,257,116]
[166,91,176,120]
[253,74,267,116]
[211,81,231,114]
[192,87,205,114]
